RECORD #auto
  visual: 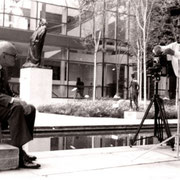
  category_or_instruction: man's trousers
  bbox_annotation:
[0,104,36,147]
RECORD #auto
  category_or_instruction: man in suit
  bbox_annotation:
[0,41,40,169]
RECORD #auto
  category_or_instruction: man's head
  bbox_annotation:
[0,41,17,67]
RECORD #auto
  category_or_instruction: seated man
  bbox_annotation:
[0,41,40,169]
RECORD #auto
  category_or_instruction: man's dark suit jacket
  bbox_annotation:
[0,67,35,147]
[0,67,14,107]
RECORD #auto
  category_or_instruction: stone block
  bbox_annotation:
[20,68,53,107]
[0,144,19,171]
[124,111,144,120]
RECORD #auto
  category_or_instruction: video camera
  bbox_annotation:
[148,57,161,76]
[147,53,167,81]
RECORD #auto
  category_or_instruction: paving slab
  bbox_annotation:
[0,145,180,180]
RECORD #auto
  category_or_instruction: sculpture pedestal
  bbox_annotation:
[20,68,52,107]
[0,144,19,171]
[124,111,144,120]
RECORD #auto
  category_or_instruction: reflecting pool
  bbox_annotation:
[27,133,161,152]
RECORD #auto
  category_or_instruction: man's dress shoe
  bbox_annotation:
[27,154,37,161]
[19,149,40,169]
[22,150,37,161]
[19,159,41,169]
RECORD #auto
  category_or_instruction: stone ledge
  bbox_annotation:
[124,111,145,120]
[0,144,19,171]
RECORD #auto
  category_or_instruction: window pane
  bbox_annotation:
[46,4,65,35]
[117,13,127,41]
[67,8,80,37]
[106,11,116,38]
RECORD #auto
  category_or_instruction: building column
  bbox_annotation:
[104,64,108,96]
[124,65,127,99]
[60,49,66,97]
[41,3,46,19]
[30,1,38,30]
[59,7,68,97]
[62,7,67,34]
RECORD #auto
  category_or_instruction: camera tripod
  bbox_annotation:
[130,77,174,149]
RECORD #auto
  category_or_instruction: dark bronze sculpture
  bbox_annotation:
[23,18,47,68]
[129,73,139,111]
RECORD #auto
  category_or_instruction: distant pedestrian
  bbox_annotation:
[76,77,84,98]
[129,73,139,111]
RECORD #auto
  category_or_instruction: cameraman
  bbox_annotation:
[153,20,180,77]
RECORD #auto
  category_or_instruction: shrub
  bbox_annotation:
[37,99,177,119]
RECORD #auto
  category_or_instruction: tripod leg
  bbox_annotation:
[157,98,174,149]
[153,98,164,142]
[158,99,172,137]
[130,98,154,146]
[154,99,160,139]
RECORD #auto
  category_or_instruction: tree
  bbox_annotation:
[130,0,156,108]
[148,0,180,106]
[148,0,180,53]
[114,3,130,98]
[78,0,104,101]
[80,0,133,100]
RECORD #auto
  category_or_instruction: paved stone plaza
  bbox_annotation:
[0,145,180,180]
[0,112,180,180]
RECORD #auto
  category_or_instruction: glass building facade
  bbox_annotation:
[0,0,137,99]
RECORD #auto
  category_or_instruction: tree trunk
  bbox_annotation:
[143,30,147,109]
[92,31,101,101]
[92,50,97,101]
[116,64,120,96]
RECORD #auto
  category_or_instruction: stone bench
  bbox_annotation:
[0,122,19,170]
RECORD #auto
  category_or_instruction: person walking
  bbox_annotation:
[76,77,84,98]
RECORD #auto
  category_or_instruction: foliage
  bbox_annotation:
[148,0,180,58]
[38,99,177,119]
[38,99,127,118]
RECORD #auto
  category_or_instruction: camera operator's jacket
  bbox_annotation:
[159,42,180,77]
